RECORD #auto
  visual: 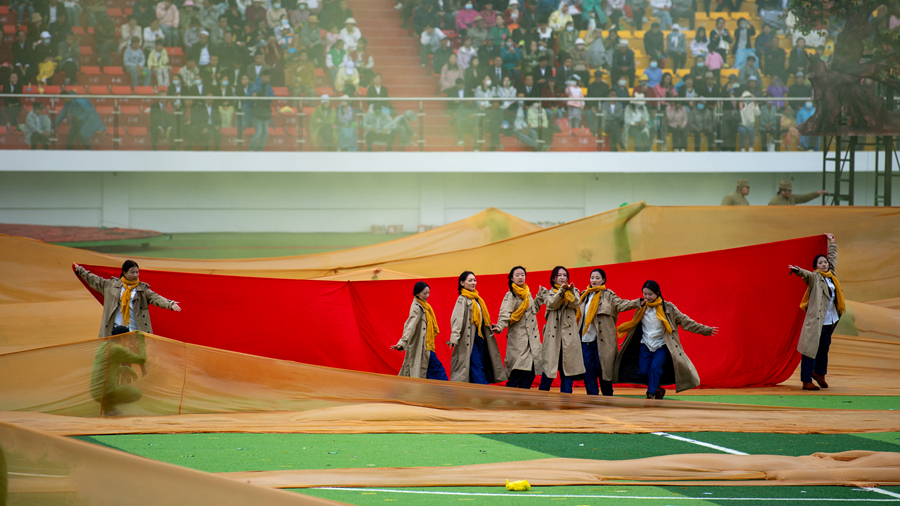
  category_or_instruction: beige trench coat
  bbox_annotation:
[448,296,508,383]
[613,301,714,393]
[794,242,839,358]
[77,265,175,338]
[397,301,432,378]
[579,289,641,382]
[494,291,543,376]
[534,286,585,379]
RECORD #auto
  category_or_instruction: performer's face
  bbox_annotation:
[463,274,477,291]
[590,272,605,287]
[124,267,140,282]
[642,288,658,303]
[512,269,526,287]
[816,256,830,272]
[417,287,431,301]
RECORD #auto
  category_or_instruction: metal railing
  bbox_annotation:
[1,93,816,153]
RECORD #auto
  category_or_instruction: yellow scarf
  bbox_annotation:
[616,297,673,339]
[800,270,845,315]
[576,285,605,326]
[417,298,439,352]
[509,283,531,323]
[461,289,491,337]
[552,284,576,304]
[119,277,140,326]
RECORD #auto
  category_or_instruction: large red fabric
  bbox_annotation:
[76,236,825,389]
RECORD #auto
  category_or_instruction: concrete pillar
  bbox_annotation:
[101,172,130,228]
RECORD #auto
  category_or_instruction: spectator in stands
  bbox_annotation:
[491,15,510,46]
[765,74,787,108]
[47,9,72,46]
[186,93,221,150]
[698,71,721,98]
[487,56,509,88]
[531,55,552,87]
[480,2,499,28]
[464,56,483,91]
[215,73,234,126]
[363,104,395,151]
[755,23,773,56]
[290,50,317,96]
[469,16,489,47]
[420,24,447,67]
[335,96,357,151]
[183,19,202,51]
[526,100,553,150]
[768,180,826,205]
[758,96,779,151]
[611,39,635,87]
[541,71,563,120]
[245,0,267,31]
[13,0,36,25]
[548,3,572,33]
[456,37,477,70]
[721,179,750,205]
[570,38,588,82]
[688,100,712,150]
[32,31,58,85]
[209,15,227,45]
[1,74,23,133]
[583,70,609,131]
[677,74,696,97]
[795,100,819,151]
[789,38,811,75]
[124,36,152,87]
[532,19,555,58]
[23,102,51,149]
[788,72,811,100]
[522,41,542,78]
[745,75,763,97]
[439,53,465,92]
[437,0,461,32]
[414,2,441,34]
[600,90,624,149]
[666,24,686,70]
[557,21,578,61]
[11,31,34,84]
[94,16,118,68]
[732,18,756,70]
[199,0,222,30]
[366,73,389,108]
[200,53,221,85]
[763,36,787,83]
[556,55,576,88]
[131,0,154,28]
[708,17,732,63]
[119,16,143,53]
[321,0,352,30]
[189,30,214,66]
[57,31,80,85]
[300,15,323,66]
[737,55,761,86]
[326,38,347,83]
[157,0,180,47]
[565,78,584,130]
[266,0,286,28]
[54,91,105,149]
[586,29,608,70]
[339,18,361,51]
[690,26,708,59]
[167,73,188,139]
[511,100,537,150]
[179,57,201,88]
[246,69,274,151]
[666,99,687,151]
[650,0,672,30]
[737,90,759,151]
[144,19,165,51]
[704,43,724,80]
[275,18,294,48]
[625,92,651,151]
[433,37,453,75]
[82,0,108,28]
[457,2,478,30]
[310,95,336,150]
[333,60,359,95]
[643,57,662,87]
[189,70,208,95]
[517,73,538,98]
[644,23,666,66]
[497,74,517,116]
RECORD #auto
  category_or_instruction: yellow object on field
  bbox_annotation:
[506,479,531,491]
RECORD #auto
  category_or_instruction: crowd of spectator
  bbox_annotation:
[0,0,857,151]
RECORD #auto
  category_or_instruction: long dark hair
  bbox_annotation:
[413,281,429,297]
[508,265,526,292]
[642,279,663,300]
[550,266,569,287]
[696,26,707,43]
[590,268,607,284]
[812,254,828,271]
[458,271,475,294]
[120,260,139,278]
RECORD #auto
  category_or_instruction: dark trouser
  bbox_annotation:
[672,6,695,29]
[800,323,835,383]
[667,51,687,70]
[506,368,536,389]
[188,126,221,151]
[426,350,448,381]
[366,131,395,151]
[469,336,488,384]
[66,119,91,149]
[30,132,50,149]
[582,340,613,396]
[539,352,574,393]
[759,127,776,150]
[721,114,739,151]
[639,343,669,396]
[669,126,686,150]
[2,104,21,128]
[692,129,713,151]
[59,60,79,83]
[606,122,623,151]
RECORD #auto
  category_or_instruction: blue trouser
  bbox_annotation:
[799,135,820,150]
[506,368,535,389]
[639,343,670,396]
[800,323,834,383]
[582,340,614,396]
[426,350,448,381]
[733,48,756,70]
[539,351,574,393]
[248,118,269,151]
[469,336,488,384]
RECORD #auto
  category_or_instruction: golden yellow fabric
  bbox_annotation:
[616,297,673,338]
[509,283,531,323]
[418,298,439,352]
[576,285,605,325]
[552,284,576,304]
[119,277,140,326]
[800,270,846,316]
[460,289,490,337]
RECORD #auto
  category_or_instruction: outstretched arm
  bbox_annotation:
[74,263,111,294]
[825,234,837,273]
[671,304,717,336]
[145,287,180,311]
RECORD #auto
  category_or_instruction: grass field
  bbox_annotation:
[54,232,412,259]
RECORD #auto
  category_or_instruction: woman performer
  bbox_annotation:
[577,268,642,396]
[492,266,542,389]
[614,280,718,399]
[789,233,842,391]
[74,260,181,338]
[448,271,508,384]
[534,266,585,393]
[391,281,449,380]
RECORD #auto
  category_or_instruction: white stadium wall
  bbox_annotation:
[0,151,889,232]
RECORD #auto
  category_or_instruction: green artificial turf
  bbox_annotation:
[662,395,900,410]
[54,232,412,259]
[73,432,900,506]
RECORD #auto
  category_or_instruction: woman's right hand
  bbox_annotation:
[788,265,800,273]
[390,343,402,351]
[73,263,81,270]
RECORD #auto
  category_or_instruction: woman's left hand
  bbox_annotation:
[824,233,835,243]
[710,327,720,335]
[171,302,182,312]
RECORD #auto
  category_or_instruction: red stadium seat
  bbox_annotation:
[111,85,133,95]
[126,126,148,135]
[88,85,113,106]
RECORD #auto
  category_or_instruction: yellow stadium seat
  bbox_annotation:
[633,30,647,39]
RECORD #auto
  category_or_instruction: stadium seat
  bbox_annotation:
[103,66,128,86]
[111,85,133,95]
